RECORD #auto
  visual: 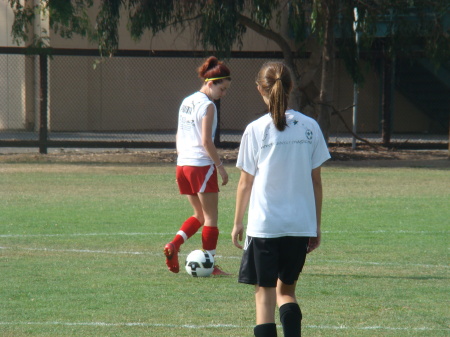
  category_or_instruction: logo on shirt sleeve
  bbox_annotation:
[181,105,192,115]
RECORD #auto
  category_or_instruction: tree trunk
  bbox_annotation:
[317,0,336,144]
[296,42,322,117]
[381,48,394,147]
[238,14,324,123]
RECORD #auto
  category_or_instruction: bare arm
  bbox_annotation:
[308,166,323,253]
[232,170,255,249]
[202,104,228,185]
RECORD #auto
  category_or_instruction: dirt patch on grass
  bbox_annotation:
[0,146,448,168]
[326,147,449,168]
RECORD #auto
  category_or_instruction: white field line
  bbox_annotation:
[308,259,449,269]
[0,232,174,238]
[0,245,448,269]
[0,229,447,238]
[325,230,449,234]
[0,246,158,256]
[0,321,448,332]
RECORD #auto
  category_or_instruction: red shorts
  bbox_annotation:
[176,165,219,195]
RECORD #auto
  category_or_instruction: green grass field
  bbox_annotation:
[1,162,448,336]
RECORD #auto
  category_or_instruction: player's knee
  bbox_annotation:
[276,282,296,300]
[193,213,205,225]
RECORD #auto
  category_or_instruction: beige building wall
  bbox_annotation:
[49,2,282,52]
[0,1,59,131]
[0,2,434,134]
[0,1,25,129]
[0,0,21,47]
[48,55,270,132]
[331,60,426,135]
[0,0,49,131]
[393,92,432,133]
[47,5,286,132]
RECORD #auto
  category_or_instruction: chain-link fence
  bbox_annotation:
[0,49,448,152]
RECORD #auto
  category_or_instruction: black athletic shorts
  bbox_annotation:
[238,236,309,287]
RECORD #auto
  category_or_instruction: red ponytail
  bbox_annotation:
[198,56,231,84]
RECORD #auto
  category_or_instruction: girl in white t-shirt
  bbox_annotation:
[232,62,330,336]
[164,56,231,276]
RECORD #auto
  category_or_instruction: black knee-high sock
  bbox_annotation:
[254,323,277,337]
[279,302,302,337]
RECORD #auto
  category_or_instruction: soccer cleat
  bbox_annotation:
[163,242,179,273]
[211,264,231,276]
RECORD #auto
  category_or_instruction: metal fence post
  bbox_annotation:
[39,54,48,154]
[381,49,393,147]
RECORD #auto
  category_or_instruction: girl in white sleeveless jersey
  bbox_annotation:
[164,56,231,276]
[232,62,330,336]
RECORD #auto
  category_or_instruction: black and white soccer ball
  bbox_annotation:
[185,249,215,277]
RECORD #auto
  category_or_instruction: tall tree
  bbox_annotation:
[8,0,450,143]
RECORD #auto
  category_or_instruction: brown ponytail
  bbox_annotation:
[256,62,293,131]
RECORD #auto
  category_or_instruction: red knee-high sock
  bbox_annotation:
[172,217,202,250]
[202,226,219,256]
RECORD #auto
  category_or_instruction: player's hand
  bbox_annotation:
[307,232,321,253]
[231,223,244,249]
[218,166,228,186]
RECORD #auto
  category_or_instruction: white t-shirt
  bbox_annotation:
[236,110,331,238]
[177,91,217,166]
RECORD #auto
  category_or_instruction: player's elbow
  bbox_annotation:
[311,168,322,185]
[312,177,322,189]
[202,138,214,149]
[238,171,255,192]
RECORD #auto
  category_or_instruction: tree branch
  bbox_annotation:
[324,103,382,150]
[237,13,300,80]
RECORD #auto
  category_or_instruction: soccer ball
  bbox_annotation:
[185,249,215,277]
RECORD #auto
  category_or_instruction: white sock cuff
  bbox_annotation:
[176,230,188,242]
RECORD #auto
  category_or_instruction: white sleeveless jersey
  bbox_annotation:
[177,91,217,166]
[237,110,331,238]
